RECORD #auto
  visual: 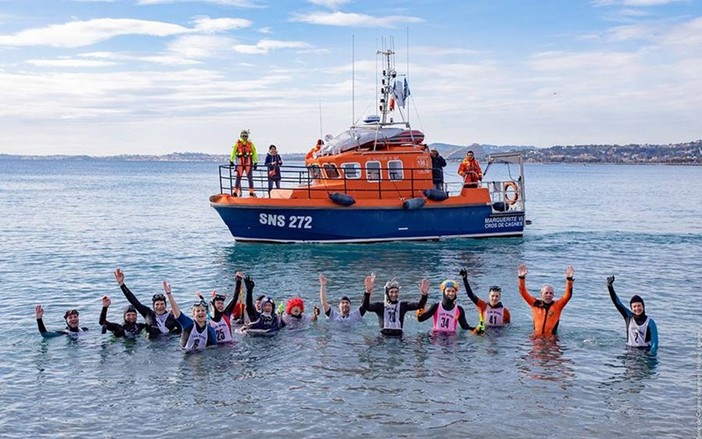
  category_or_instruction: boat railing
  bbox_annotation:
[217,164,436,199]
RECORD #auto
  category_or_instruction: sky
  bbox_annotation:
[0,0,700,156]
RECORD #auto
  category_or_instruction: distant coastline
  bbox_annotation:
[2,139,700,165]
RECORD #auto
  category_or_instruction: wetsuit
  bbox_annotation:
[462,277,511,327]
[36,319,88,338]
[175,314,217,351]
[208,278,243,343]
[243,281,284,333]
[608,285,659,354]
[519,276,572,336]
[120,283,181,338]
[417,299,474,334]
[99,307,146,339]
[362,292,428,336]
[326,307,366,323]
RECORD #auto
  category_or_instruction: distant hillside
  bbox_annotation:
[1,140,700,164]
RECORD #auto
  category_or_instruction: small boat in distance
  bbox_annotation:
[209,49,526,243]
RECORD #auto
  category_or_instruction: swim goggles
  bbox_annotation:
[192,300,208,308]
[152,294,167,302]
[213,294,226,302]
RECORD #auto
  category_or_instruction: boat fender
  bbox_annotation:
[403,197,426,210]
[329,192,356,206]
[423,189,449,202]
[492,201,508,212]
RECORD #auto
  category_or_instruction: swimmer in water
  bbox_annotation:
[35,304,88,338]
[416,279,478,334]
[99,295,146,339]
[319,273,366,323]
[114,268,181,338]
[517,263,574,336]
[163,281,217,351]
[460,268,511,329]
[362,273,429,336]
[607,275,658,354]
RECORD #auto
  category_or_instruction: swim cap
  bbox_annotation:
[440,280,459,292]
[256,294,266,302]
[64,309,79,319]
[340,296,351,303]
[629,295,645,307]
[285,297,305,315]
[152,293,166,303]
[212,293,226,303]
[123,305,137,317]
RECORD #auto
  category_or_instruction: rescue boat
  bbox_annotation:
[209,49,526,243]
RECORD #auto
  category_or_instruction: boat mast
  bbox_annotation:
[377,47,395,125]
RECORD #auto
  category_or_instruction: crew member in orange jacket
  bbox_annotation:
[457,150,482,188]
[305,139,323,163]
[230,130,258,197]
[517,263,574,336]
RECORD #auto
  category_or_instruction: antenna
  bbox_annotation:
[351,34,355,126]
[318,100,323,141]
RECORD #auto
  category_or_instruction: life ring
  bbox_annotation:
[503,181,519,206]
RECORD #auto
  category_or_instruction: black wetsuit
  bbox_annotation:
[120,283,181,338]
[99,307,146,339]
[37,319,88,338]
[244,280,284,332]
[362,292,428,336]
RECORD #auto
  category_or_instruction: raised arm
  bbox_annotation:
[559,265,575,304]
[517,263,536,306]
[115,268,151,317]
[223,272,244,316]
[361,272,377,311]
[244,276,258,321]
[319,273,330,313]
[403,279,430,312]
[460,268,479,305]
[606,276,630,318]
[163,281,180,319]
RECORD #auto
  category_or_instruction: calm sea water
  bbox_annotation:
[0,159,700,438]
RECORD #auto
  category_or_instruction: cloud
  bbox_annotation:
[25,58,117,67]
[192,16,251,33]
[137,0,262,6]
[307,0,350,8]
[592,0,686,6]
[167,34,236,58]
[0,18,189,48]
[530,50,640,71]
[290,11,423,28]
[233,39,312,54]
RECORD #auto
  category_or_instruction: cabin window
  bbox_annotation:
[323,163,341,179]
[340,163,361,179]
[388,160,404,181]
[366,161,381,182]
[308,165,322,180]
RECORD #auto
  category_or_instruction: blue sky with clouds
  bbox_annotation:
[0,0,700,155]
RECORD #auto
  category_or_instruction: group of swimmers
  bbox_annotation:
[34,264,659,354]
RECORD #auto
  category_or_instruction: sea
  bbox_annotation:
[0,158,700,438]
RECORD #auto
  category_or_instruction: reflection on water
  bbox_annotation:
[602,348,659,392]
[519,335,575,385]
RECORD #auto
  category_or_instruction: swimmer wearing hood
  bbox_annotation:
[99,295,146,339]
[362,273,429,336]
[416,279,478,334]
[35,305,88,338]
[198,272,247,343]
[242,276,285,334]
[164,281,217,351]
[607,276,658,354]
[460,269,511,328]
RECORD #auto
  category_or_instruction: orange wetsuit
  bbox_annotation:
[519,277,573,336]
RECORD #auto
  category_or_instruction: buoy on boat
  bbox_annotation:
[329,192,356,206]
[423,189,449,202]
[403,197,426,210]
